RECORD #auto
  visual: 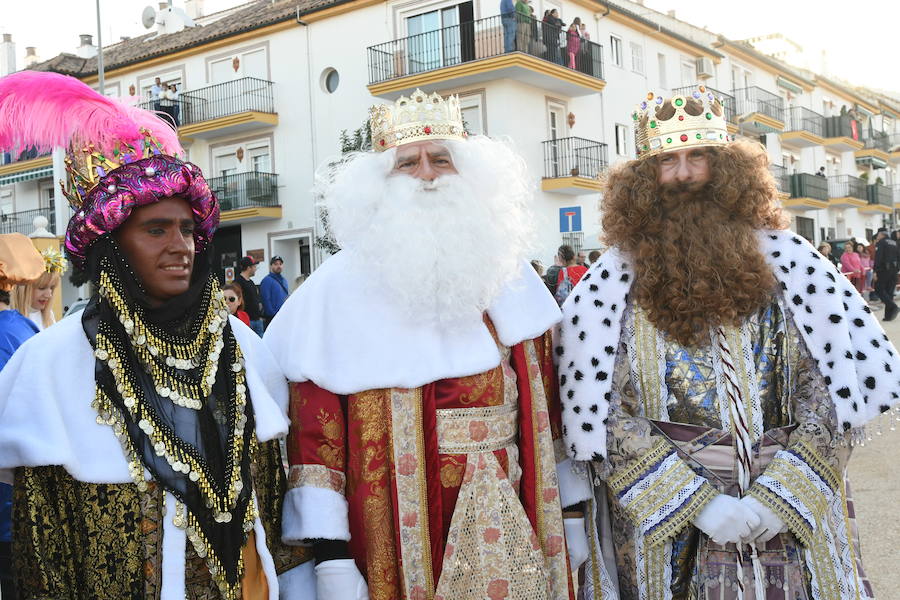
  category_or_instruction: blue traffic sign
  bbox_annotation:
[559,206,582,232]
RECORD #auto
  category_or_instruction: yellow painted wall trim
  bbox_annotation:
[828,197,868,208]
[367,53,606,97]
[300,0,384,23]
[726,123,739,134]
[782,197,829,210]
[541,176,602,192]
[740,112,784,131]
[859,204,893,214]
[890,151,900,162]
[780,130,824,146]
[0,155,52,178]
[855,148,890,162]
[823,137,864,151]
[178,111,278,137]
[220,205,282,222]
[82,20,298,84]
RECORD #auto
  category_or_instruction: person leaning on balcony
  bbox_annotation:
[500,0,516,53]
[566,18,582,69]
[514,0,531,52]
[542,9,565,64]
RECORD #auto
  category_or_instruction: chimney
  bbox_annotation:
[76,33,97,58]
[185,0,205,20]
[24,47,39,68]
[0,34,16,76]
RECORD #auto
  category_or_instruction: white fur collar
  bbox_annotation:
[263,251,561,394]
[557,229,900,461]
[0,314,289,483]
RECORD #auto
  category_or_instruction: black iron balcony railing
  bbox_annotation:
[207,171,279,212]
[671,86,736,124]
[790,172,828,201]
[733,86,785,123]
[542,137,608,180]
[139,77,275,128]
[868,183,893,207]
[768,164,789,192]
[785,106,824,137]
[893,184,900,206]
[0,206,55,236]
[0,148,50,167]
[888,134,900,151]
[828,174,868,201]
[823,115,862,140]
[862,129,891,152]
[367,13,604,85]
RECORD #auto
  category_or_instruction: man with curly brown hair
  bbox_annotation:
[555,89,897,599]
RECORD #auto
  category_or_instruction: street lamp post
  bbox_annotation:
[95,0,105,92]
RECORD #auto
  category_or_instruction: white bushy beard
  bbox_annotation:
[323,144,534,329]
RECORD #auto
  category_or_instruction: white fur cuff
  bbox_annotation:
[557,458,593,508]
[282,486,351,544]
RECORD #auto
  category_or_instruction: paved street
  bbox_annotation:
[847,306,900,598]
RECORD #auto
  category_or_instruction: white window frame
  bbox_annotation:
[680,58,695,86]
[609,35,622,68]
[458,90,487,135]
[630,42,644,74]
[615,123,629,156]
[657,53,667,89]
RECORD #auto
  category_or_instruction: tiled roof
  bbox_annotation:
[29,0,349,77]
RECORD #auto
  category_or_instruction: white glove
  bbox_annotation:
[315,559,369,600]
[741,496,787,544]
[693,494,761,545]
[563,517,590,571]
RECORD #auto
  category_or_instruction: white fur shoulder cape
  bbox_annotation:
[263,251,562,395]
[558,229,900,461]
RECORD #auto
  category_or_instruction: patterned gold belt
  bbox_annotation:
[436,403,518,454]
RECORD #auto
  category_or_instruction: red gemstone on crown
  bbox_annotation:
[424,126,432,134]
[678,115,684,121]
[380,139,385,146]
[680,134,688,142]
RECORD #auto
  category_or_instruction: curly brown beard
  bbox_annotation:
[601,140,790,347]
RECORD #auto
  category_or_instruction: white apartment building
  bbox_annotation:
[1,0,898,312]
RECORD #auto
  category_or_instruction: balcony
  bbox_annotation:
[768,164,789,199]
[0,207,56,236]
[541,137,608,195]
[783,172,828,211]
[889,134,900,162]
[856,130,891,168]
[827,175,868,208]
[671,86,737,133]
[367,14,605,100]
[733,86,785,133]
[823,115,864,152]
[781,107,824,147]
[139,77,277,140]
[0,149,53,187]
[861,183,893,214]
[207,171,281,224]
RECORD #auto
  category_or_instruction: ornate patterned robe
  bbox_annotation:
[284,328,575,600]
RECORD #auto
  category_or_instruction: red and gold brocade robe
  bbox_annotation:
[285,330,574,600]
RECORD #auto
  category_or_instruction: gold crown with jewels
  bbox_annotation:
[633,86,732,159]
[62,128,170,210]
[370,89,467,152]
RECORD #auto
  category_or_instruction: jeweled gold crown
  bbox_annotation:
[370,89,466,152]
[633,86,732,159]
[62,128,170,210]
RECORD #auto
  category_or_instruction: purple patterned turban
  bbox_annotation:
[65,155,219,269]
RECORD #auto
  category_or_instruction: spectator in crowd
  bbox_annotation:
[514,0,531,52]
[234,255,265,335]
[858,242,874,294]
[500,0,516,53]
[260,255,290,325]
[150,76,163,111]
[222,283,251,327]
[11,265,60,332]
[587,249,601,265]
[840,240,863,292]
[124,84,140,107]
[566,18,582,69]
[552,243,586,305]
[816,166,826,177]
[530,259,544,277]
[575,250,587,266]
[817,241,839,268]
[168,83,180,126]
[874,227,899,320]
[542,9,564,64]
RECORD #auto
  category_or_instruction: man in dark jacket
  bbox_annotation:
[260,255,290,326]
[874,228,899,321]
[235,255,265,335]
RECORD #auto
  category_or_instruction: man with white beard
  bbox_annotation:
[264,90,583,600]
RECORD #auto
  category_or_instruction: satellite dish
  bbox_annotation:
[141,6,157,29]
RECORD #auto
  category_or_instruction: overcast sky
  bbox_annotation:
[2,0,899,96]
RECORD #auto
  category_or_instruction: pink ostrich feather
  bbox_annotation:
[0,71,183,157]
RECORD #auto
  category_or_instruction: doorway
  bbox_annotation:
[210,225,242,285]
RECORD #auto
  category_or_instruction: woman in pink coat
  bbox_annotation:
[840,241,864,292]
[566,19,581,69]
